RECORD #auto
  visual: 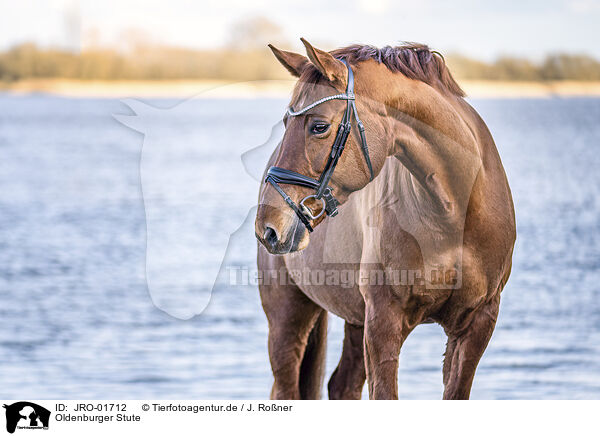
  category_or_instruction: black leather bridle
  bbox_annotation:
[265,60,374,232]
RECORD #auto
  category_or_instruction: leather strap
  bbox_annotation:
[266,167,320,190]
[265,167,339,217]
[266,178,314,232]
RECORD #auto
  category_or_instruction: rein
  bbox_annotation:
[265,61,374,232]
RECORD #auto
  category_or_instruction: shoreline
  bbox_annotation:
[2,78,600,99]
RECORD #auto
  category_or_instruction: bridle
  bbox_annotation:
[265,60,374,232]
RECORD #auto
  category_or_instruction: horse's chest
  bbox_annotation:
[283,222,366,324]
[283,261,366,325]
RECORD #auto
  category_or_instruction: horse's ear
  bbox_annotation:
[268,44,308,77]
[300,38,347,88]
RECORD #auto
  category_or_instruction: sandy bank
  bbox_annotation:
[2,79,600,99]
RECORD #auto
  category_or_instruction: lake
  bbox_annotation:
[0,94,599,399]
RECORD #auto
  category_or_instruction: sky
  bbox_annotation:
[1,0,599,60]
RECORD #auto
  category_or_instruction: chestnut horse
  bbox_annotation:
[255,39,515,400]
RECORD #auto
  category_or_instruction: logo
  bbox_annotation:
[3,402,50,434]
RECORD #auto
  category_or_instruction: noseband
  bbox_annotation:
[265,61,374,232]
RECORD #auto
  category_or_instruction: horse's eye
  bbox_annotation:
[310,122,330,135]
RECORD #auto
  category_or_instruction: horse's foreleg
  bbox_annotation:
[265,303,324,400]
[259,275,324,400]
[299,310,328,399]
[442,294,500,400]
[328,322,366,400]
[363,289,412,400]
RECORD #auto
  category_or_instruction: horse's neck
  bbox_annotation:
[382,88,482,232]
[347,89,484,275]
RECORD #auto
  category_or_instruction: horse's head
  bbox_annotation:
[256,39,390,254]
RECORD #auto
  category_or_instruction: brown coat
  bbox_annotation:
[255,40,516,399]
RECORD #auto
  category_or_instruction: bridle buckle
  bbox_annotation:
[299,195,326,220]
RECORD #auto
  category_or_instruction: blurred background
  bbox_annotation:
[1,0,599,399]
[2,0,600,94]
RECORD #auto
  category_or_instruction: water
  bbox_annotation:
[0,94,599,399]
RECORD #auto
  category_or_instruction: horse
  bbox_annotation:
[254,38,516,400]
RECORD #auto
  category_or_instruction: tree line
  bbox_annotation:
[1,43,600,82]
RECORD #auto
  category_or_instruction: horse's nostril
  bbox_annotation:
[264,227,279,248]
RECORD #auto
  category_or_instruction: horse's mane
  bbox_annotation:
[301,43,465,97]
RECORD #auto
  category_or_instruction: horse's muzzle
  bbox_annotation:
[255,214,309,255]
